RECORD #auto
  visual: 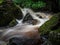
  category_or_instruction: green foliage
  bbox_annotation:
[13,0,46,9]
[31,1,46,9]
[0,0,3,4]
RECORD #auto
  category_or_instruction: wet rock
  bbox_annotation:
[41,37,52,45]
[7,37,42,45]
[31,19,38,25]
[13,8,23,20]
[48,31,60,45]
[36,14,43,18]
[22,13,38,25]
[22,13,33,24]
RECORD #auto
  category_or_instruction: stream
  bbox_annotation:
[0,8,52,45]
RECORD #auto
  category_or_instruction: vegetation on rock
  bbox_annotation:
[8,19,18,27]
[0,0,23,27]
[0,0,60,45]
[39,13,60,45]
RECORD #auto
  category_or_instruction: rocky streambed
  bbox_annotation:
[0,1,60,45]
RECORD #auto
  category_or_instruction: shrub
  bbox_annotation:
[13,0,46,9]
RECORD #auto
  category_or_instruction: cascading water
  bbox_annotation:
[16,8,51,27]
[0,7,52,45]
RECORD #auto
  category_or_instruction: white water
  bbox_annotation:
[16,8,51,27]
[0,8,52,45]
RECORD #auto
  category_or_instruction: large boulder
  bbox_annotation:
[39,13,60,35]
[22,13,38,25]
[0,0,23,27]
[38,13,60,45]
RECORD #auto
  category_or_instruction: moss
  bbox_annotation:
[38,13,60,45]
[39,13,60,45]
[38,13,60,35]
[8,19,18,27]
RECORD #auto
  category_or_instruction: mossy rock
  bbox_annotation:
[38,13,60,35]
[0,0,23,27]
[48,31,60,45]
[39,13,60,45]
[8,19,18,27]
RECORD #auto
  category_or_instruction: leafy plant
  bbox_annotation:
[13,0,46,9]
[0,0,3,4]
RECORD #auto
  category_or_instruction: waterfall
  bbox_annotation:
[0,7,52,45]
[16,8,52,28]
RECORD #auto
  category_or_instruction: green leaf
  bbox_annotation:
[0,0,3,4]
